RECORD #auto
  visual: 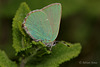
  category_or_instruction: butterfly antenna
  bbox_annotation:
[54,41,70,47]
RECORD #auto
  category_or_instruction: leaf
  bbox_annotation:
[0,50,17,67]
[26,41,82,67]
[12,2,31,53]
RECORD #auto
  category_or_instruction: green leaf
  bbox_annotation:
[0,50,17,67]
[12,2,31,53]
[26,41,82,67]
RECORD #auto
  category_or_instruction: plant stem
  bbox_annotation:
[20,47,41,67]
[20,58,25,67]
[24,47,41,63]
[22,37,25,48]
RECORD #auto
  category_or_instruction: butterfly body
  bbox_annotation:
[22,3,61,46]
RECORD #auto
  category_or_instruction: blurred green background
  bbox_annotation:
[0,0,100,67]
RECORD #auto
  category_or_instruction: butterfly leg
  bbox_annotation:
[34,39,42,42]
[45,42,54,51]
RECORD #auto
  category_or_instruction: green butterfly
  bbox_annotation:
[22,3,62,46]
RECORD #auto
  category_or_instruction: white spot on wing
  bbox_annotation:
[46,19,48,21]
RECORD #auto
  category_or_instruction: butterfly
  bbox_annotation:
[22,3,62,47]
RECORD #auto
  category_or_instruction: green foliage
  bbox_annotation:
[19,41,51,64]
[26,42,81,67]
[12,2,31,53]
[11,2,82,67]
[0,50,17,67]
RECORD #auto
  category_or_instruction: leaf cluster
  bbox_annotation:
[0,2,82,67]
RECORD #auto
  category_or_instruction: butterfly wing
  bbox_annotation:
[23,11,52,43]
[42,3,61,41]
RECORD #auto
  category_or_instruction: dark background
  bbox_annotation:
[0,0,100,67]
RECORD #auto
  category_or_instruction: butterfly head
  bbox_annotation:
[42,40,55,47]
